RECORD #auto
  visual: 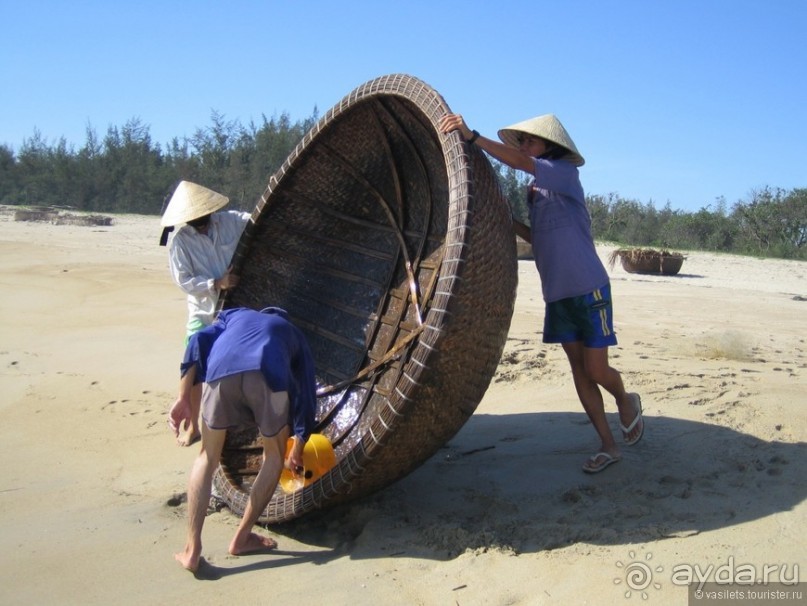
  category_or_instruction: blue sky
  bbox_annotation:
[2,0,805,212]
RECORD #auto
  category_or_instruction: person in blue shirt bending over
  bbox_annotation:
[168,306,317,573]
[440,112,644,474]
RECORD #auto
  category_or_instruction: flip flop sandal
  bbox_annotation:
[583,451,621,474]
[621,393,644,446]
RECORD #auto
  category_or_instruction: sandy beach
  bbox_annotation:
[1,211,804,605]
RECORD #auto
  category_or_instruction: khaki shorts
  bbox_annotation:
[201,370,290,437]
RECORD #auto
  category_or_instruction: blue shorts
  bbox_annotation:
[543,284,617,348]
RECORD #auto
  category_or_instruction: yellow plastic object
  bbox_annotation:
[279,433,336,493]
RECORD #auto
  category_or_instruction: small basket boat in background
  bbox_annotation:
[609,247,686,276]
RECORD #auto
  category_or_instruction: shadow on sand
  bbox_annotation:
[266,411,806,560]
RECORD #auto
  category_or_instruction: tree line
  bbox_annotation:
[1,114,804,260]
[0,110,319,216]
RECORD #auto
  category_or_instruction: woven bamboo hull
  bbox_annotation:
[620,253,684,275]
[214,74,517,524]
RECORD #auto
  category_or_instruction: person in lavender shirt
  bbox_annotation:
[440,112,643,473]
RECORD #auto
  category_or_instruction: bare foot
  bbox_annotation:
[229,532,278,556]
[177,427,201,447]
[174,544,202,573]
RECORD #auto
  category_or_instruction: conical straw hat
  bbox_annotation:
[497,114,585,166]
[160,181,229,227]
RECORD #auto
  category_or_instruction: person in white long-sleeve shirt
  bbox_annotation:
[160,180,250,445]
[168,208,250,333]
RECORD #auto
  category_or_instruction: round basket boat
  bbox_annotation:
[609,248,686,276]
[214,74,518,524]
